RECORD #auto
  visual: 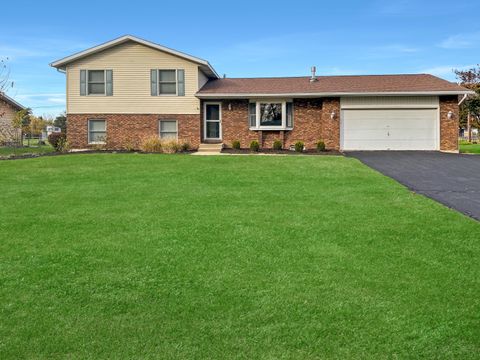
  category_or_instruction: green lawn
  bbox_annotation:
[0,143,54,157]
[460,143,480,154]
[0,154,479,359]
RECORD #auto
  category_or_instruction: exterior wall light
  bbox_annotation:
[447,111,454,120]
[228,103,232,111]
[330,110,337,120]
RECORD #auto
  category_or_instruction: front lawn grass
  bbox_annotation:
[0,154,479,359]
[0,143,54,157]
[460,143,480,154]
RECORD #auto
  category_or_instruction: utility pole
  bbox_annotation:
[467,111,472,142]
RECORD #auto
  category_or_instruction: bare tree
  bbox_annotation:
[0,58,14,107]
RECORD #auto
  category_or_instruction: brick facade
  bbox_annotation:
[211,98,339,150]
[67,96,458,152]
[67,114,201,149]
[439,96,459,152]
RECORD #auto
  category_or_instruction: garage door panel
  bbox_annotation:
[341,109,438,151]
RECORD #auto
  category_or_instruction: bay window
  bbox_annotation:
[249,101,294,130]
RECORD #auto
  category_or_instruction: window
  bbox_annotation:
[159,70,177,95]
[150,69,185,96]
[286,102,294,128]
[88,120,106,144]
[260,103,282,126]
[159,120,178,139]
[249,101,294,129]
[80,70,113,96]
[248,103,256,127]
[88,70,105,95]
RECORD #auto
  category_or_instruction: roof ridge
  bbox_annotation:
[218,73,435,80]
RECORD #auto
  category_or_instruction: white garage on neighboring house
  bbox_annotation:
[340,96,441,151]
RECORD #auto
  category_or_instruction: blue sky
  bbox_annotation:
[1,0,479,116]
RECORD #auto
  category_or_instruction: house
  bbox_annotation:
[41,125,62,141]
[0,93,26,145]
[50,35,473,152]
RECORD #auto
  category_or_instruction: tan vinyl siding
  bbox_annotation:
[67,41,202,114]
[341,96,439,109]
[198,69,209,90]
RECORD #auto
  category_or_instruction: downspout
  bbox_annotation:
[458,94,468,106]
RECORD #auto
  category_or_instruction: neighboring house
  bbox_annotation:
[459,127,478,141]
[50,35,473,152]
[42,125,62,140]
[0,93,26,145]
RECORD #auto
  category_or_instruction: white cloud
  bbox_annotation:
[439,32,480,49]
[420,64,475,79]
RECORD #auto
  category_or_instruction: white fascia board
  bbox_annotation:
[50,35,219,78]
[1,93,26,110]
[196,90,475,98]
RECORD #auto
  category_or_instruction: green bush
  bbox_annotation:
[316,140,326,152]
[232,140,241,149]
[180,142,191,152]
[459,139,471,145]
[273,140,283,150]
[294,141,304,153]
[48,133,68,152]
[250,140,260,152]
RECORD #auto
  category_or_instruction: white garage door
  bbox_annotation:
[341,109,438,151]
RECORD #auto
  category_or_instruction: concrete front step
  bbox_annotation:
[197,143,223,153]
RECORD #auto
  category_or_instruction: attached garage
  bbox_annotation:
[340,96,439,151]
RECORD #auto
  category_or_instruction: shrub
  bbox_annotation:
[180,142,191,152]
[250,140,260,152]
[162,140,180,154]
[140,136,163,153]
[316,140,326,152]
[48,133,68,152]
[123,140,137,152]
[273,140,283,150]
[459,139,471,145]
[232,140,241,149]
[294,141,304,153]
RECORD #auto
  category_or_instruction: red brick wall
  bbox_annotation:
[439,96,459,152]
[67,114,201,149]
[68,97,455,152]
[320,98,341,150]
[210,98,339,150]
[220,100,259,146]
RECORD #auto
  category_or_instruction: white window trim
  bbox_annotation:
[157,69,178,96]
[159,119,179,140]
[88,119,107,144]
[249,100,293,130]
[203,102,222,140]
[86,70,106,96]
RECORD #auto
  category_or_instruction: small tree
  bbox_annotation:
[454,65,480,141]
[13,108,32,145]
[54,112,67,133]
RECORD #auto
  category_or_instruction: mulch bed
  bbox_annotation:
[221,148,342,156]
[0,149,196,161]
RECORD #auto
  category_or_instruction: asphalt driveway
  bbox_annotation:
[347,151,480,221]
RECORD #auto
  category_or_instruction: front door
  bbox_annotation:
[204,103,222,141]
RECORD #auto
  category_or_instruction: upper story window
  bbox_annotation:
[80,70,113,96]
[151,69,185,96]
[88,70,105,95]
[249,101,294,130]
[159,70,177,95]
